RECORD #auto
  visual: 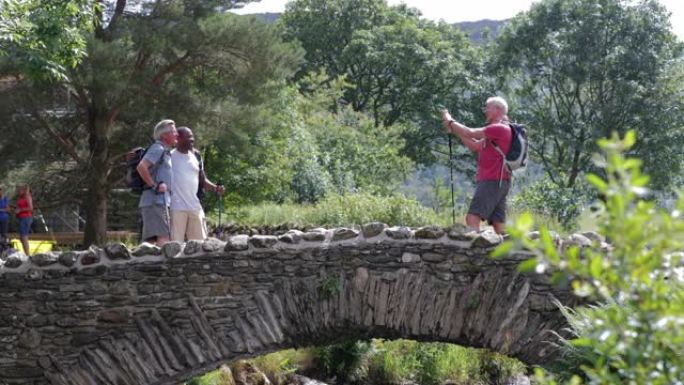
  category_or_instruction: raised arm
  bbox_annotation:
[441,110,486,152]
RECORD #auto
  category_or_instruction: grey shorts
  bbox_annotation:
[468,180,511,224]
[141,204,170,241]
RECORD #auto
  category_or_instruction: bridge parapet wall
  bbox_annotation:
[0,224,590,385]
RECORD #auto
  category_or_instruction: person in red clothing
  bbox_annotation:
[442,97,512,235]
[14,184,33,255]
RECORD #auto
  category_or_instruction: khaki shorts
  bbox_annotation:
[141,204,170,241]
[171,209,207,242]
[468,180,511,224]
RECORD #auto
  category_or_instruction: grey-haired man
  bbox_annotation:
[137,119,177,245]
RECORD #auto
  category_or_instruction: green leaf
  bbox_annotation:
[491,241,514,258]
[516,212,534,233]
[586,173,608,193]
[590,255,603,278]
[517,257,539,273]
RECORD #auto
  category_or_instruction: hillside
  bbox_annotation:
[248,12,506,43]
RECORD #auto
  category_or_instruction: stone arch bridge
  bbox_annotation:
[0,224,582,385]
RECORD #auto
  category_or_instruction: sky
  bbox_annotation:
[232,0,684,40]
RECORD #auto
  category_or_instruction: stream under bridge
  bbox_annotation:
[0,224,586,385]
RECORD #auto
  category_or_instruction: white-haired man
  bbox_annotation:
[442,97,512,234]
[137,119,178,245]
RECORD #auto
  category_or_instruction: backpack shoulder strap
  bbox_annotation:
[193,149,203,170]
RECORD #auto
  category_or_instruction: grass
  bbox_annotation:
[206,191,573,233]
[188,340,527,385]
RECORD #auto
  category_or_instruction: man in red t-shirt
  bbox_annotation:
[442,97,512,234]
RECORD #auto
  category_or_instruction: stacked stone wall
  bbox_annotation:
[0,224,589,385]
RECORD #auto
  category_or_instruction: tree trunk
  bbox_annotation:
[83,118,111,246]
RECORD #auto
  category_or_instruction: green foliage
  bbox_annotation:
[511,176,594,228]
[498,131,684,384]
[282,0,486,163]
[219,192,448,228]
[0,0,97,80]
[203,76,413,208]
[493,0,684,191]
[312,339,371,383]
[0,2,303,244]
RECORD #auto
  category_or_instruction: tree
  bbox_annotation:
[282,0,485,163]
[202,74,413,206]
[492,0,684,190]
[0,0,96,80]
[0,0,302,245]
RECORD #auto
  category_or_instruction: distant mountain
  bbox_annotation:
[454,19,507,43]
[250,12,280,23]
[246,13,507,44]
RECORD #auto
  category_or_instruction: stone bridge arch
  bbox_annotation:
[0,225,579,385]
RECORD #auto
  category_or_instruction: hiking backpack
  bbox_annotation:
[126,146,152,194]
[492,122,529,173]
[125,145,168,194]
[126,146,206,197]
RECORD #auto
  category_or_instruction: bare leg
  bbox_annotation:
[156,236,169,246]
[492,221,505,235]
[465,213,481,232]
[20,235,30,256]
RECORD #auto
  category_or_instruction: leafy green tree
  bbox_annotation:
[497,131,684,384]
[0,0,96,80]
[492,0,684,191]
[203,74,413,207]
[0,0,302,245]
[282,0,485,163]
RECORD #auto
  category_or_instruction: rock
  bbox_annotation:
[104,243,132,260]
[30,252,59,267]
[58,251,79,267]
[472,229,502,248]
[232,360,272,385]
[162,242,182,258]
[564,233,592,248]
[249,235,278,248]
[184,240,202,255]
[414,225,445,239]
[580,231,605,243]
[131,242,162,257]
[385,226,412,240]
[302,230,326,242]
[332,228,359,241]
[97,309,130,323]
[362,222,387,238]
[526,230,561,246]
[422,252,446,262]
[18,329,41,349]
[279,230,303,244]
[447,223,473,241]
[401,252,421,263]
[79,248,100,266]
[225,235,249,251]
[202,237,224,252]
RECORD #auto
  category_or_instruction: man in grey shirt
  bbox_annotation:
[137,119,177,245]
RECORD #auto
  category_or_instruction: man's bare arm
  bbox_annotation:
[136,159,156,188]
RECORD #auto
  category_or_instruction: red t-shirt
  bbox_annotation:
[477,123,512,181]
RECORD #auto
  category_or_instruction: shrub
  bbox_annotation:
[497,131,684,384]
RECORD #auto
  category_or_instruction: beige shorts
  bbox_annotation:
[170,209,207,242]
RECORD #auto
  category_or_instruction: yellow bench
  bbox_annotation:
[10,239,54,254]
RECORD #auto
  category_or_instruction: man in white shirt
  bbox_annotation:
[170,126,224,241]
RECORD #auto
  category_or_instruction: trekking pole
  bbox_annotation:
[447,134,456,226]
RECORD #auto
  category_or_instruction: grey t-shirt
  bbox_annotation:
[138,141,173,208]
